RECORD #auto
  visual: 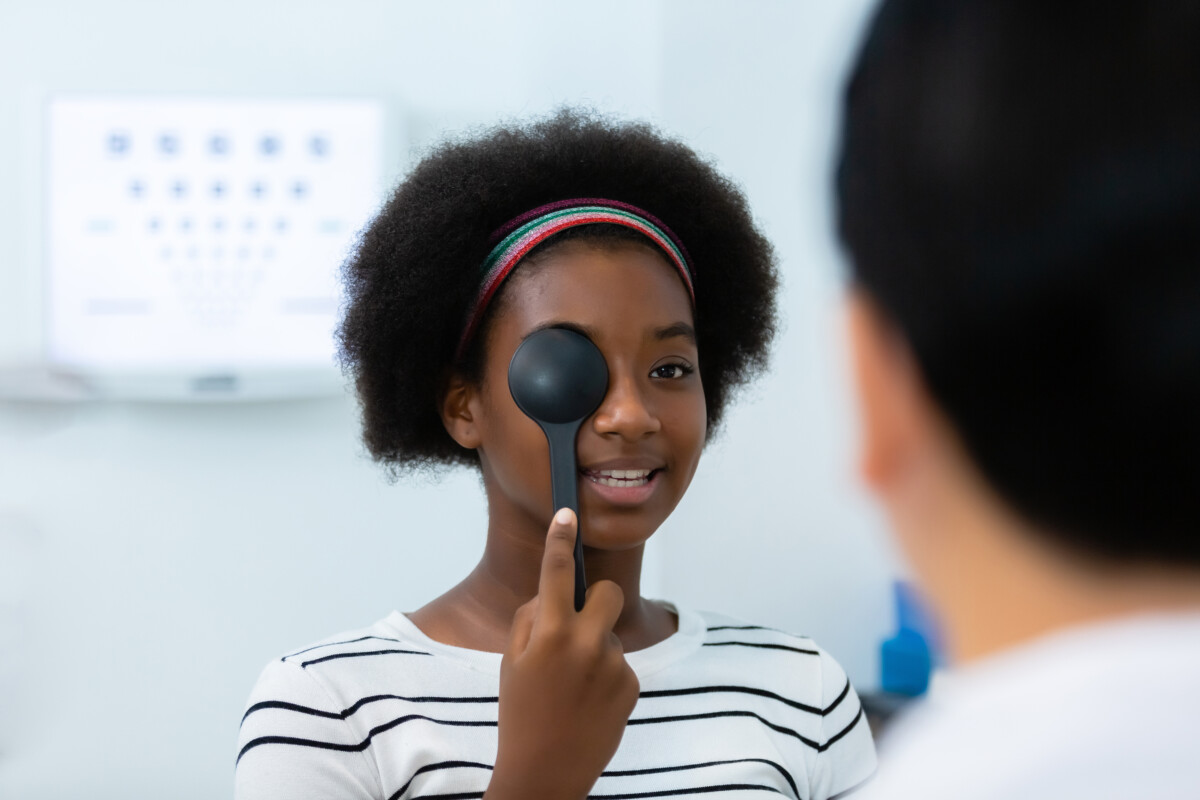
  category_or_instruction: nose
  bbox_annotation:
[590,370,661,440]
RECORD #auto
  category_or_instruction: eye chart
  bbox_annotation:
[46,97,384,375]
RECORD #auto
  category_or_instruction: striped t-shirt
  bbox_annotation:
[236,604,876,799]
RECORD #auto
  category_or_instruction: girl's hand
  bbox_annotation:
[486,508,640,800]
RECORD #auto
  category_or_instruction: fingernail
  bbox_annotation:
[554,508,573,525]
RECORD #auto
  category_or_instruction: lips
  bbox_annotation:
[578,458,666,507]
[583,468,658,488]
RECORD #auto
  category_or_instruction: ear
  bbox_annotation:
[439,372,483,451]
[844,288,932,493]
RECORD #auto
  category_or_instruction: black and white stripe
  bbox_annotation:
[236,608,875,800]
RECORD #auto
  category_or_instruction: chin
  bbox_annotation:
[577,515,661,552]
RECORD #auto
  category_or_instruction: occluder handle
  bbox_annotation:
[544,421,587,611]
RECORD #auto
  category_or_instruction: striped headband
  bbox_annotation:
[457,198,695,357]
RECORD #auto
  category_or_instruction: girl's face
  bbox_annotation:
[464,239,706,551]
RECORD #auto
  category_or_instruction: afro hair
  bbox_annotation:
[338,109,778,475]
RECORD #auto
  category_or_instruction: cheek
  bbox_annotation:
[478,391,550,481]
[668,388,708,471]
[492,408,548,465]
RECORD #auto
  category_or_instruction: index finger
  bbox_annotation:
[536,507,579,623]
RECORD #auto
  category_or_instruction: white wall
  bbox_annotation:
[0,2,896,797]
[653,0,898,696]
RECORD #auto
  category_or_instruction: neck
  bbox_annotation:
[477,530,663,636]
[409,505,675,654]
[907,433,1200,665]
[942,509,1200,664]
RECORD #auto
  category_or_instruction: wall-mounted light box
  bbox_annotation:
[17,96,385,401]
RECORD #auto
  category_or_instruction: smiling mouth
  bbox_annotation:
[581,468,661,488]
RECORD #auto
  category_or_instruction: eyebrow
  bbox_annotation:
[654,322,696,344]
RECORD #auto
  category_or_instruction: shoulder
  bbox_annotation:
[694,610,851,702]
[238,618,417,730]
[861,618,1200,799]
[257,618,426,691]
[272,617,432,672]
[240,614,436,713]
[691,609,878,798]
[235,616,446,799]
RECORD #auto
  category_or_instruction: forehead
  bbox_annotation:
[495,240,695,336]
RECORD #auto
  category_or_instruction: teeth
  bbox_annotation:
[595,476,649,487]
[599,469,651,479]
[589,468,655,488]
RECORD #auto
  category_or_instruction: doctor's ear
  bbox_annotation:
[439,372,482,451]
[845,289,936,491]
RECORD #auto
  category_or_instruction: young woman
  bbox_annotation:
[236,110,875,800]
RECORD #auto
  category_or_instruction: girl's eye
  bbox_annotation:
[651,362,694,380]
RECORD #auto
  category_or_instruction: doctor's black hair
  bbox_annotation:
[837,0,1200,564]
[338,109,778,475]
